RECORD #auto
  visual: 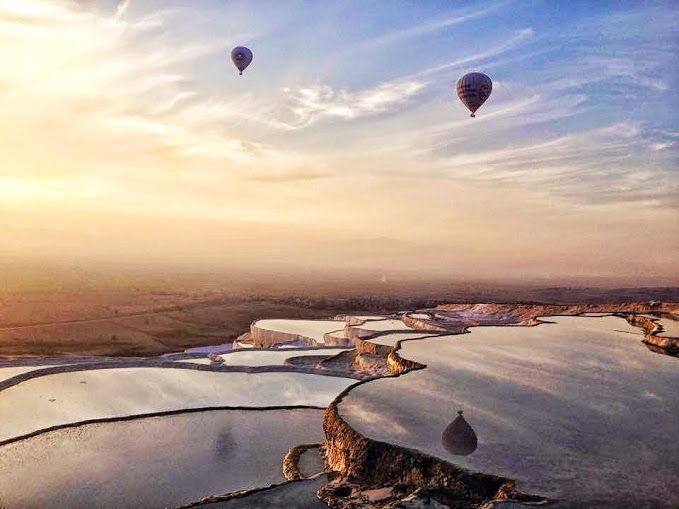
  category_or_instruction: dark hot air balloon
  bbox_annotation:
[442,410,478,456]
[231,46,253,75]
[456,72,492,117]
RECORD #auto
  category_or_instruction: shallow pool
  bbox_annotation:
[339,315,679,506]
[657,316,679,338]
[0,408,324,508]
[177,348,350,367]
[350,318,415,332]
[366,332,435,347]
[0,368,354,442]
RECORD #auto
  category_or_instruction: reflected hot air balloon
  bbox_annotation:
[456,72,492,117]
[442,410,478,456]
[231,46,253,75]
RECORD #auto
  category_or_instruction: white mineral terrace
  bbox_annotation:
[0,368,353,442]
[349,318,415,331]
[324,329,348,342]
[252,319,345,343]
[2,309,676,509]
[364,331,434,347]
[177,348,349,366]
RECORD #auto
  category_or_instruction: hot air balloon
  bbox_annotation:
[456,72,492,117]
[231,46,253,75]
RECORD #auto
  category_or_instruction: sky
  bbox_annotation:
[0,0,677,285]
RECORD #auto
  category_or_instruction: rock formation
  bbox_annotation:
[626,314,679,356]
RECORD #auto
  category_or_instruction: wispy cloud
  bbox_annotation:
[0,0,677,279]
[650,141,674,151]
[0,0,291,171]
[114,0,131,20]
[248,170,330,183]
[269,80,426,129]
[531,6,677,100]
[420,28,534,76]
[433,121,678,207]
[363,2,509,47]
[547,55,672,95]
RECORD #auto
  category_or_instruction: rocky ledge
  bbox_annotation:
[626,314,679,356]
[318,302,679,507]
[322,398,547,508]
[321,335,545,508]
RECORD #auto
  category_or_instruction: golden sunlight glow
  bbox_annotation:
[0,0,676,283]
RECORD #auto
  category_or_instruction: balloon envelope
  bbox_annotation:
[456,72,492,117]
[230,46,253,75]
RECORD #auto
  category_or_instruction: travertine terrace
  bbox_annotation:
[1,301,677,508]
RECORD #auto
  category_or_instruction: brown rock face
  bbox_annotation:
[626,314,679,356]
[433,302,679,330]
[401,314,448,332]
[322,402,541,505]
[354,336,393,356]
[283,443,323,481]
[353,353,387,372]
[386,349,425,375]
[249,324,316,347]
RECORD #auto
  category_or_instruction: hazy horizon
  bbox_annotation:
[1,1,677,287]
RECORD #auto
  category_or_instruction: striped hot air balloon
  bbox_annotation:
[231,46,253,75]
[456,72,492,117]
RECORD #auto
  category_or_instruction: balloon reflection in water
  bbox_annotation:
[442,410,478,456]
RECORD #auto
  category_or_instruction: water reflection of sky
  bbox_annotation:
[367,332,432,347]
[657,317,679,338]
[340,316,679,506]
[0,369,353,442]
[177,348,349,366]
[0,409,324,508]
[350,319,415,332]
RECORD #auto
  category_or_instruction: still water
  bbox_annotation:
[340,316,679,506]
[0,408,324,509]
[0,369,353,442]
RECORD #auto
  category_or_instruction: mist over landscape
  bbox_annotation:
[1,1,677,508]
[1,0,677,287]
